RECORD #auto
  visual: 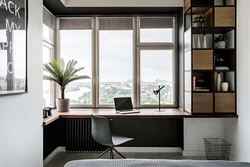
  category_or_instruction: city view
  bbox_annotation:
[63,79,173,105]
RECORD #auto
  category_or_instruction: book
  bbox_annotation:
[193,76,196,91]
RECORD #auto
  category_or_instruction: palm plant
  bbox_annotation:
[43,58,90,99]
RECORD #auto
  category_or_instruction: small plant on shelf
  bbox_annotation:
[216,57,224,67]
[215,34,228,48]
[196,79,204,87]
[192,13,206,27]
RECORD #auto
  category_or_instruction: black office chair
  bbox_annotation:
[91,114,133,159]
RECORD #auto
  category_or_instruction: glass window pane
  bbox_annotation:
[43,46,53,106]
[140,50,174,105]
[99,30,133,105]
[60,30,92,105]
[140,29,173,43]
[43,24,53,42]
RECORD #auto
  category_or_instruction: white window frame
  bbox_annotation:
[56,15,178,108]
[57,17,95,108]
[43,7,56,107]
[135,15,177,108]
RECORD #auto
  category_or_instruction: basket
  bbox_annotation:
[204,138,231,160]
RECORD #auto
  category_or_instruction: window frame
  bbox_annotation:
[57,17,95,108]
[43,7,56,107]
[96,17,135,107]
[56,15,178,108]
[136,15,178,108]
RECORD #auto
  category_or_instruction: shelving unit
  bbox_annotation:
[184,0,237,114]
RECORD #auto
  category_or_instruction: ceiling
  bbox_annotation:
[43,0,182,16]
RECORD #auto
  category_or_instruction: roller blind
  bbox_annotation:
[43,8,54,30]
[140,17,174,29]
[59,18,93,30]
[99,17,134,30]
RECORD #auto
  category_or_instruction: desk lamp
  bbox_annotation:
[153,85,165,112]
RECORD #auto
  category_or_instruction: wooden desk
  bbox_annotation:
[43,108,189,126]
[43,108,238,159]
[43,108,238,126]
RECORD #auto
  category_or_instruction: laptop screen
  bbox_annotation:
[114,97,133,110]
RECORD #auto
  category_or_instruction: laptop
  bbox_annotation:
[114,97,140,114]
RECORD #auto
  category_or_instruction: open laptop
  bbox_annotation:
[114,97,140,114]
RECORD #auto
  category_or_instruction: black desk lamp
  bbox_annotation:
[153,85,165,112]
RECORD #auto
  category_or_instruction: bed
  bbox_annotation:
[64,159,250,167]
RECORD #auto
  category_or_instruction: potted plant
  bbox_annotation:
[192,13,206,27]
[43,58,90,112]
[196,79,205,87]
[216,57,224,67]
[215,34,228,48]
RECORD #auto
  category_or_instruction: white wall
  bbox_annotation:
[63,0,183,7]
[225,0,250,162]
[0,0,43,167]
[183,118,227,156]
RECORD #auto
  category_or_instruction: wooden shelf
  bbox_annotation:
[214,27,235,34]
[189,7,213,15]
[214,70,235,72]
[215,91,235,93]
[192,27,213,34]
[184,0,236,115]
[193,91,212,93]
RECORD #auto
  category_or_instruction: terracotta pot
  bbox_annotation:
[56,98,70,112]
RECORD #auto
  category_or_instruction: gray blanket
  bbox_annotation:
[64,159,250,167]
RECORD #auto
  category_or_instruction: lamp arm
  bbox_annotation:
[158,86,165,92]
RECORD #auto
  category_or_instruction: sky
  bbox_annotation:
[59,29,174,83]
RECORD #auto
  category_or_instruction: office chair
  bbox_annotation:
[91,114,133,159]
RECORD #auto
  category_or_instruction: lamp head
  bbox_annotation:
[153,90,159,95]
[153,85,165,95]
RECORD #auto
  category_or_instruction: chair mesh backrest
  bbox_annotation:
[91,115,113,146]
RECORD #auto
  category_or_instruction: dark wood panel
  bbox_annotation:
[193,93,213,113]
[204,8,213,27]
[110,118,183,148]
[43,120,59,159]
[215,93,235,113]
[215,7,235,27]
[193,50,213,70]
[184,0,191,12]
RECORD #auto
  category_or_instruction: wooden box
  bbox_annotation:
[215,93,235,113]
[193,50,213,70]
[193,93,213,113]
[215,7,235,27]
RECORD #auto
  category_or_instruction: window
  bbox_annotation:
[139,50,174,105]
[57,16,177,108]
[98,18,133,105]
[139,17,174,43]
[137,17,176,107]
[43,7,55,106]
[59,18,93,105]
[43,45,54,105]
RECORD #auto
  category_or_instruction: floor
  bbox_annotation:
[44,152,206,167]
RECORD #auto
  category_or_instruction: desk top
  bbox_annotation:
[43,108,238,126]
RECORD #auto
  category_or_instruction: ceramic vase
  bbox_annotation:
[221,82,229,91]
[217,73,221,91]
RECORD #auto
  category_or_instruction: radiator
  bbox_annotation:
[66,118,108,152]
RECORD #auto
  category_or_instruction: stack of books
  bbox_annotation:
[215,66,229,70]
[195,87,210,91]
[193,76,210,91]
